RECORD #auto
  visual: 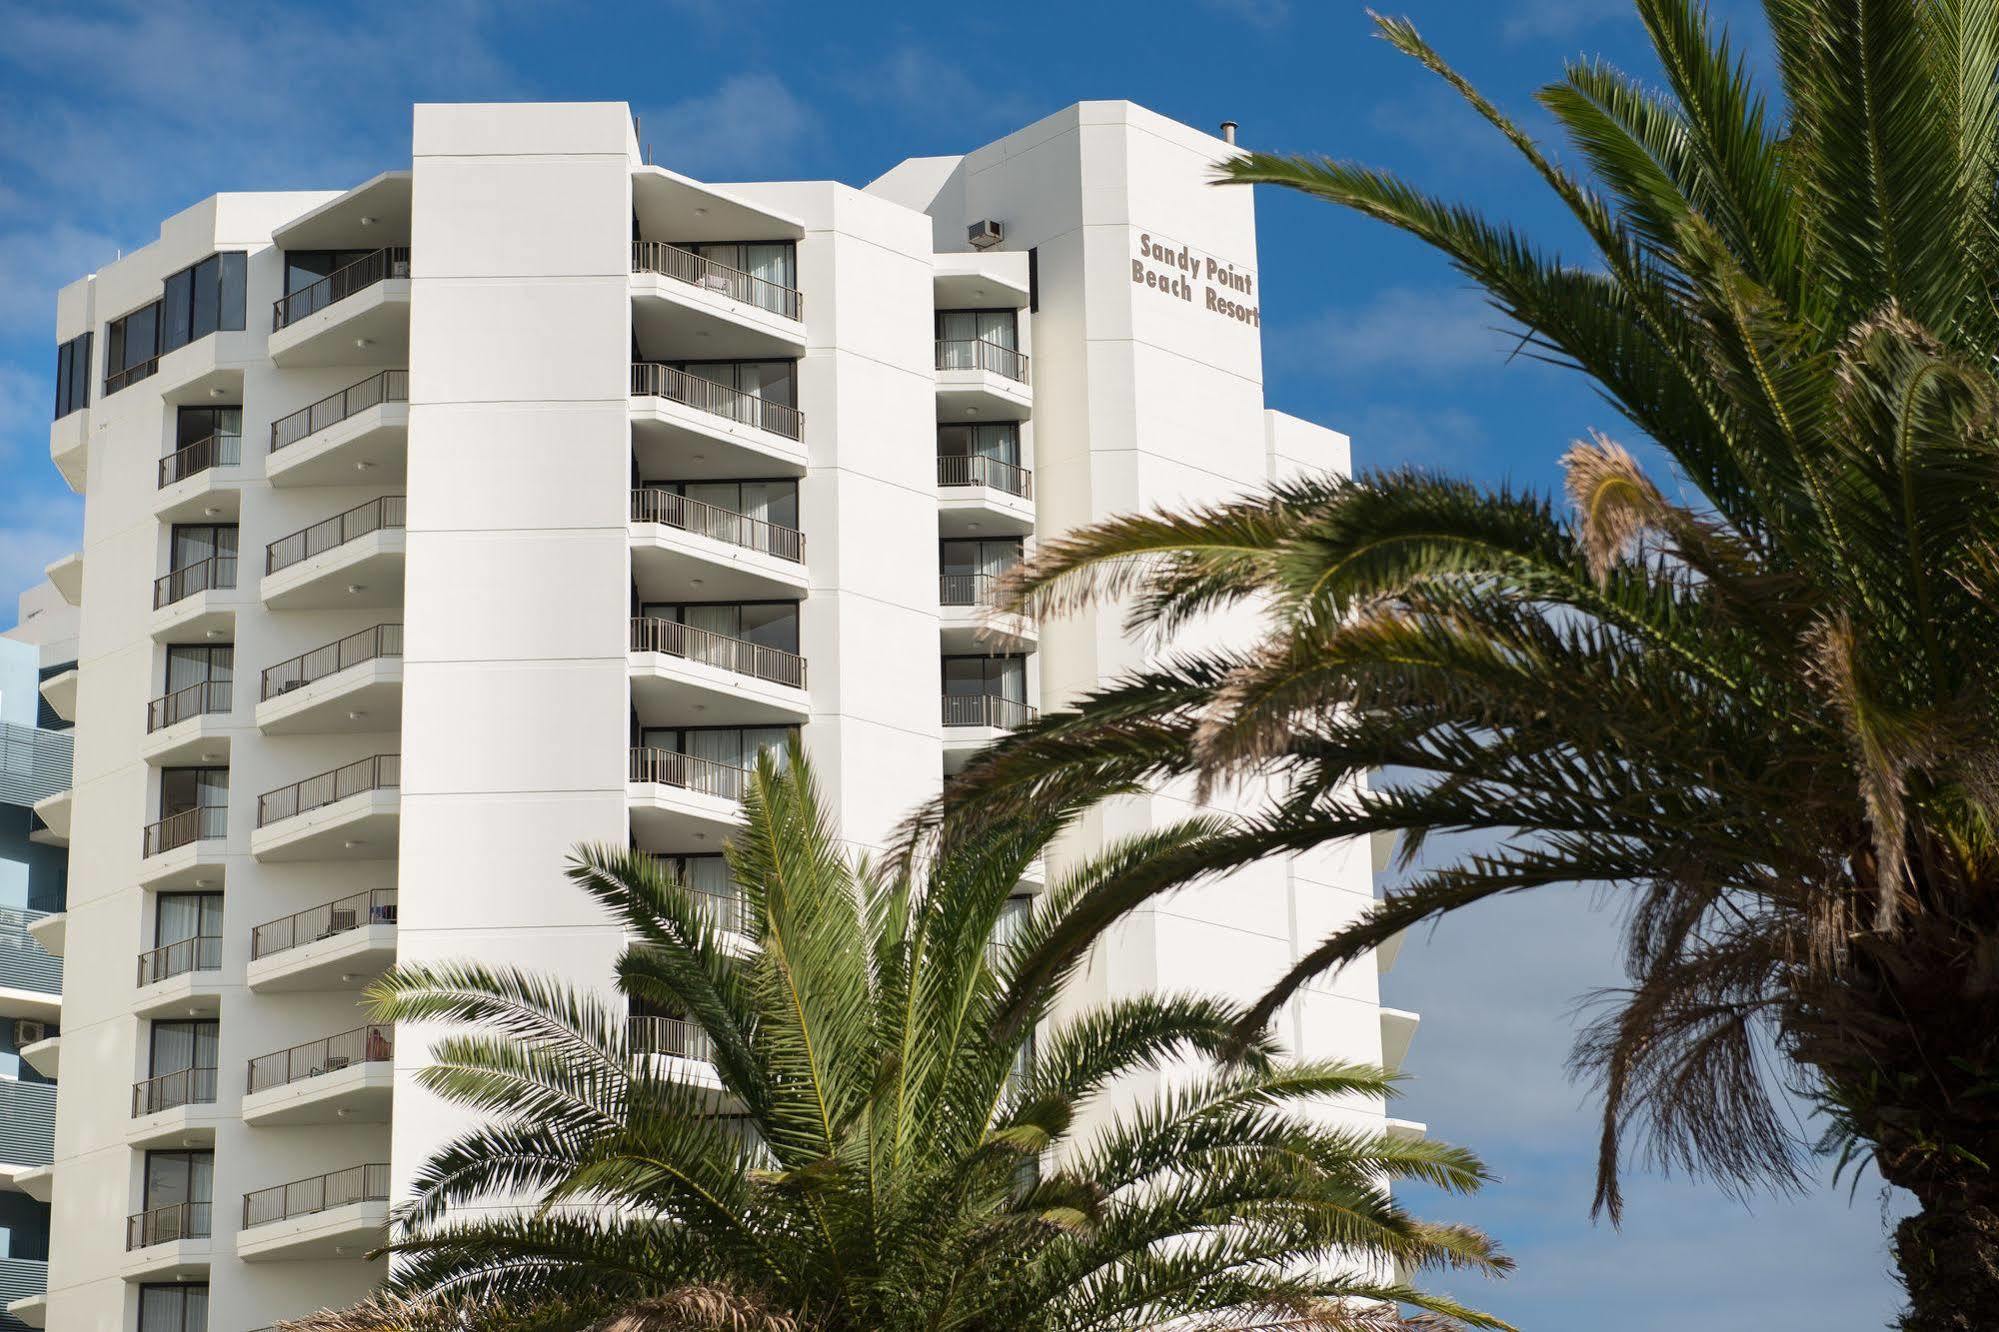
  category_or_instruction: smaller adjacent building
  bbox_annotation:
[0,580,78,1330]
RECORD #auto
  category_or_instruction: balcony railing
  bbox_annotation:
[132,1066,218,1118]
[632,241,803,321]
[630,488,804,563]
[262,624,403,700]
[158,431,241,489]
[630,363,804,441]
[936,337,1029,384]
[628,1014,714,1062]
[242,1162,390,1229]
[273,248,410,331]
[248,1024,394,1094]
[136,935,222,987]
[942,694,1038,730]
[630,617,807,690]
[147,679,231,733]
[142,805,226,858]
[126,1201,211,1250]
[937,454,1033,499]
[941,572,1023,608]
[0,1080,55,1169]
[153,555,237,609]
[271,369,409,452]
[628,748,749,802]
[0,907,61,995]
[265,495,405,575]
[256,755,400,828]
[250,889,398,961]
[0,721,73,807]
[105,357,160,395]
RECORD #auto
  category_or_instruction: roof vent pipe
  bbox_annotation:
[1220,120,1238,145]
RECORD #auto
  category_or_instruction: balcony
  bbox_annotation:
[937,455,1035,536]
[629,618,809,727]
[154,432,247,522]
[238,1163,390,1261]
[151,555,237,641]
[123,1200,212,1281]
[134,936,222,1019]
[244,1024,394,1125]
[628,1014,715,1062]
[247,889,398,993]
[630,241,806,359]
[0,723,72,813]
[935,338,1032,420]
[261,495,406,610]
[20,1032,59,1079]
[939,574,1036,653]
[628,748,749,847]
[141,680,234,767]
[941,694,1038,773]
[36,667,77,725]
[50,411,87,493]
[268,248,411,367]
[268,369,409,487]
[0,1258,46,1329]
[0,907,63,1022]
[129,1066,220,1149]
[630,363,807,477]
[252,755,400,862]
[257,624,403,735]
[137,806,227,892]
[630,489,806,601]
[0,1080,54,1188]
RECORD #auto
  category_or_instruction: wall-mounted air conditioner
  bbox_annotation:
[13,1020,47,1047]
[968,220,1004,250]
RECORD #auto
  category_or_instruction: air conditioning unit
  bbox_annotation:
[276,678,306,695]
[967,219,1005,250]
[13,1020,47,1047]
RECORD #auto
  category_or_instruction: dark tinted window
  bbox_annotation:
[158,253,247,355]
[162,267,194,350]
[107,301,161,383]
[53,333,90,418]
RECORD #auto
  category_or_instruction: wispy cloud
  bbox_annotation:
[1501,0,1634,42]
[1339,402,1487,471]
[1276,286,1522,381]
[839,45,1039,131]
[638,73,818,180]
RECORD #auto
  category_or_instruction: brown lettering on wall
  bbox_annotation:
[1130,228,1259,326]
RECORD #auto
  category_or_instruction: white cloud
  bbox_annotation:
[1275,287,1521,384]
[1501,0,1635,42]
[840,46,1038,130]
[1339,402,1488,471]
[637,74,817,180]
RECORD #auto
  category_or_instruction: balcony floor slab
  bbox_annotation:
[237,1200,389,1262]
[629,525,807,602]
[940,608,1037,655]
[630,399,808,479]
[259,529,406,611]
[135,841,228,892]
[243,1061,393,1126]
[153,466,251,525]
[628,783,746,852]
[132,972,223,1021]
[937,487,1036,538]
[125,1102,222,1150]
[936,371,1032,421]
[256,659,403,736]
[251,791,399,863]
[120,1237,211,1283]
[629,655,810,728]
[267,281,411,368]
[139,714,236,768]
[630,274,807,360]
[267,401,408,488]
[247,922,396,993]
[150,590,238,643]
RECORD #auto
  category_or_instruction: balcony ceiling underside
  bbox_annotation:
[274,171,413,250]
[633,168,805,242]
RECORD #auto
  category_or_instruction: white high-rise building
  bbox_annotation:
[27,100,1412,1332]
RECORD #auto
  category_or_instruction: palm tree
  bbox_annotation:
[924,3,1999,1326]
[284,752,1510,1332]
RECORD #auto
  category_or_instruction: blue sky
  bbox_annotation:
[0,0,1909,1324]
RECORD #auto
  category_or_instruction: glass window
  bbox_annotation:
[938,308,1017,348]
[107,301,161,383]
[174,406,241,449]
[639,601,798,653]
[53,333,91,419]
[168,523,237,572]
[942,655,1026,700]
[218,252,246,331]
[638,726,797,770]
[143,1150,213,1211]
[139,1283,208,1332]
[668,479,799,530]
[937,422,1019,465]
[162,268,194,352]
[158,771,228,822]
[940,538,1023,579]
[155,893,223,949]
[165,646,232,693]
[148,1020,219,1079]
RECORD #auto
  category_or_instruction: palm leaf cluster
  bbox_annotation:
[285,753,1509,1332]
[930,3,1999,1324]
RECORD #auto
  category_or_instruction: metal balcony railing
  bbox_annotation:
[630,489,804,563]
[250,889,398,961]
[937,454,1033,499]
[628,748,749,802]
[632,241,803,321]
[242,1162,390,1229]
[0,721,73,807]
[935,337,1029,383]
[158,431,241,488]
[126,1201,211,1250]
[627,1014,714,1062]
[247,1024,394,1094]
[0,907,61,995]
[153,554,236,609]
[941,572,1022,608]
[256,755,399,829]
[146,679,231,733]
[132,1066,218,1117]
[136,934,222,987]
[942,694,1038,730]
[142,805,226,858]
[0,1080,55,1169]
[105,356,160,395]
[261,624,402,700]
[629,617,806,690]
[265,495,405,575]
[630,363,804,441]
[273,248,410,331]
[270,369,409,452]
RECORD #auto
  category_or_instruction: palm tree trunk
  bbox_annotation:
[1892,1175,1999,1332]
